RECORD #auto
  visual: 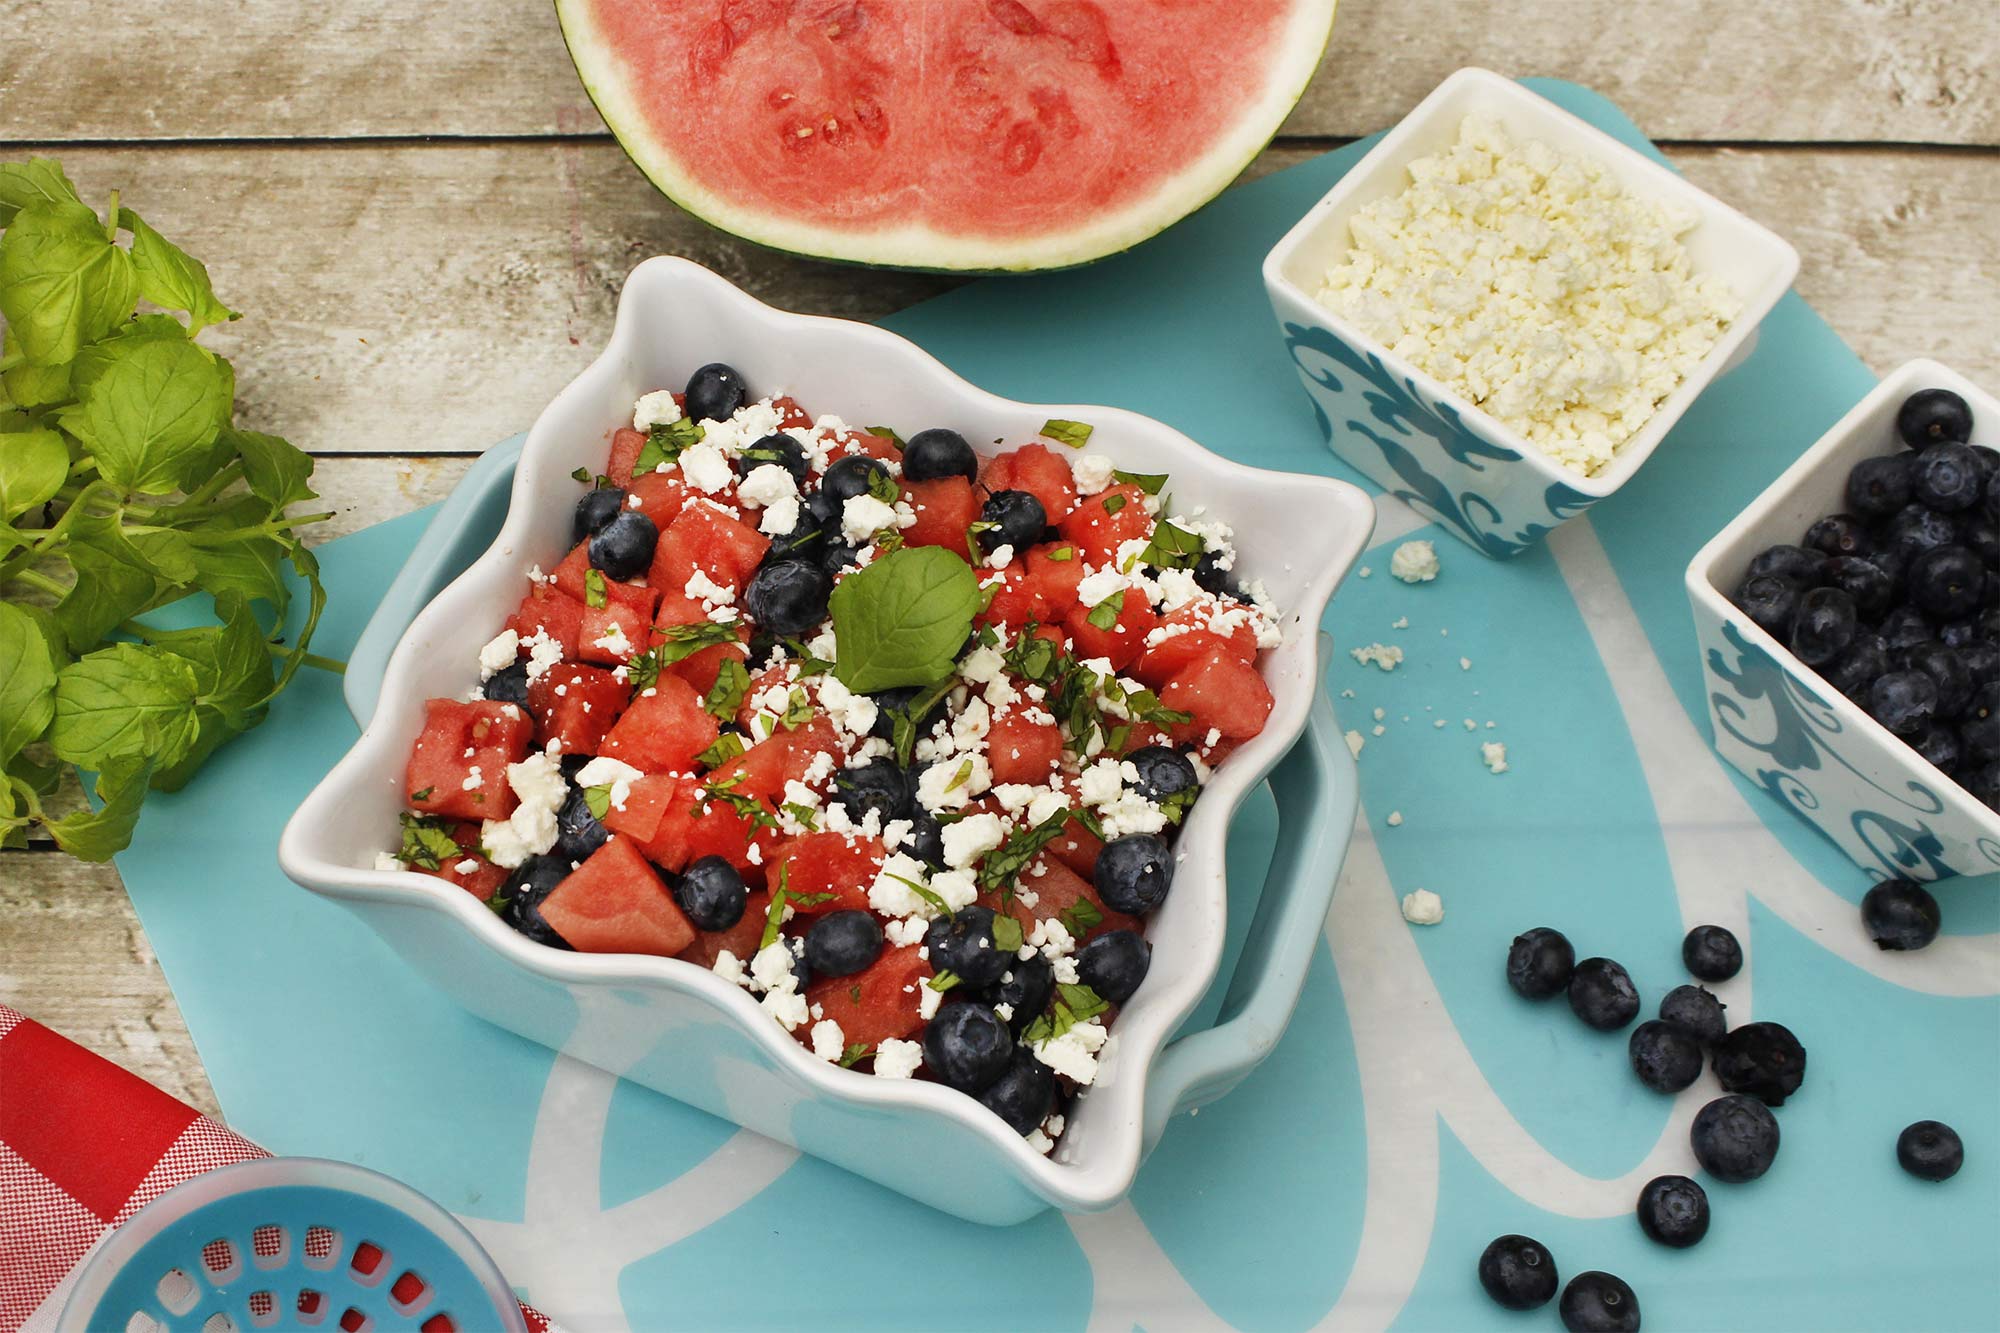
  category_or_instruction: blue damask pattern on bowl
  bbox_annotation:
[1282,321,1594,559]
[1702,617,2000,881]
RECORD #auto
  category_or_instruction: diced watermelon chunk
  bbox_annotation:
[1046,815,1103,880]
[769,831,885,915]
[526,663,631,756]
[1002,442,1078,521]
[1063,592,1161,673]
[899,477,981,551]
[678,890,771,968]
[1133,603,1258,687]
[1020,542,1085,616]
[714,717,838,804]
[600,773,683,857]
[1058,483,1151,564]
[405,699,533,821]
[974,568,1038,630]
[668,641,748,697]
[987,710,1063,785]
[601,674,719,773]
[770,395,813,430]
[579,579,660,666]
[551,542,594,602]
[803,945,933,1048]
[421,822,510,901]
[537,837,696,957]
[1162,655,1273,745]
[507,584,585,657]
[607,427,647,485]
[626,469,692,530]
[989,854,1139,942]
[651,502,769,596]
[825,431,900,465]
[650,786,779,880]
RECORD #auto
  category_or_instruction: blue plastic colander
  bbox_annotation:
[57,1158,527,1333]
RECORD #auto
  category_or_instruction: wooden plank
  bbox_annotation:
[0,852,221,1118]
[0,0,1994,146]
[12,139,1994,464]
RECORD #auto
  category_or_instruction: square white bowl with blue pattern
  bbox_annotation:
[1687,359,2000,882]
[1263,67,1798,559]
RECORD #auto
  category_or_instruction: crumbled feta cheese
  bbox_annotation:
[1076,758,1125,808]
[373,851,404,872]
[756,493,801,537]
[918,981,944,1020]
[684,568,736,605]
[633,390,682,430]
[840,493,897,542]
[1387,810,1404,827]
[1389,540,1440,584]
[959,644,1005,684]
[941,812,1006,869]
[1401,888,1445,926]
[810,1018,847,1061]
[520,630,565,684]
[1351,642,1404,671]
[461,765,483,792]
[814,675,879,739]
[712,950,748,986]
[677,442,733,492]
[872,1038,923,1079]
[592,621,632,658]
[736,462,797,510]
[984,543,1014,569]
[1482,740,1510,774]
[868,852,939,918]
[1460,656,1473,671]
[1031,1017,1109,1084]
[1345,729,1366,758]
[884,915,930,947]
[1069,453,1115,494]
[477,629,519,679]
[574,755,644,811]
[478,752,567,868]
[1075,568,1126,607]
[929,868,979,913]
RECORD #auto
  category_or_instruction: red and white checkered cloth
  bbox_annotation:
[0,1005,554,1332]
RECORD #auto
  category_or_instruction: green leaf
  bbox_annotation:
[146,594,273,728]
[50,641,202,770]
[1045,544,1075,562]
[267,539,329,694]
[1040,419,1093,449]
[0,602,59,761]
[0,200,138,365]
[188,530,292,611]
[1,327,73,407]
[629,620,743,687]
[1086,590,1124,631]
[927,969,962,992]
[1102,493,1127,515]
[703,655,751,720]
[991,913,1024,955]
[1058,898,1104,938]
[67,314,191,396]
[398,811,460,870]
[0,426,69,519]
[225,427,317,511]
[866,426,905,448]
[584,568,607,609]
[977,806,1074,894]
[694,732,747,768]
[864,465,900,506]
[120,207,237,334]
[125,526,200,583]
[837,1041,872,1068]
[828,545,980,693]
[44,759,151,861]
[1112,469,1168,495]
[583,784,613,820]
[56,512,170,651]
[0,159,82,226]
[61,334,232,494]
[1139,520,1204,571]
[635,418,703,474]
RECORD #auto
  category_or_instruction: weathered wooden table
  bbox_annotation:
[1,0,1993,1119]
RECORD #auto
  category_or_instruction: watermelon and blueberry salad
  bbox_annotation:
[382,363,1285,1148]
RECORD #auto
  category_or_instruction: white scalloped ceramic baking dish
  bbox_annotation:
[279,257,1373,1224]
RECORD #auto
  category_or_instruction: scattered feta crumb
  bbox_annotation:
[1482,740,1510,774]
[477,628,519,680]
[633,390,682,430]
[872,1038,923,1079]
[1387,811,1404,827]
[1344,729,1366,758]
[1358,565,1371,578]
[810,1018,847,1062]
[1389,540,1440,584]
[1351,643,1404,671]
[1460,657,1473,671]
[1372,724,1386,737]
[1401,888,1445,926]
[1391,616,1409,629]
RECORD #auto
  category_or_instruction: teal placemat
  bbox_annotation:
[109,79,1997,1330]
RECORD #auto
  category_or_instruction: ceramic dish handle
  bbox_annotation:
[344,436,527,728]
[1142,676,1355,1151]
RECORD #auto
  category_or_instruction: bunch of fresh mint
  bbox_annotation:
[1,159,333,860]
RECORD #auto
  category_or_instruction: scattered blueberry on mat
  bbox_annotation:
[1691,1094,1782,1182]
[1861,878,1943,951]
[1711,1021,1808,1106]
[1658,984,1728,1045]
[1628,1019,1704,1094]
[1558,1271,1641,1333]
[1635,1175,1710,1249]
[1507,926,1576,999]
[1567,956,1640,1031]
[1476,1234,1559,1311]
[1896,1120,1965,1182]
[1681,923,1743,981]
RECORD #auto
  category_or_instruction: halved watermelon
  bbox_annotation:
[556,1,1339,271]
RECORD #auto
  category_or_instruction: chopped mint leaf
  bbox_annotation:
[848,983,863,1004]
[825,546,980,694]
[1058,898,1103,937]
[583,784,613,820]
[1046,545,1075,561]
[781,686,815,729]
[1141,520,1204,570]
[927,969,962,992]
[570,466,591,483]
[1112,469,1168,494]
[1159,785,1199,825]
[1085,590,1124,631]
[1040,419,1092,449]
[781,799,821,830]
[634,418,703,474]
[781,638,834,676]
[838,1041,872,1068]
[889,674,958,767]
[885,870,948,915]
[583,568,608,609]
[695,732,747,768]
[977,807,1072,893]
[864,466,901,506]
[396,812,459,871]
[704,656,751,721]
[1023,981,1111,1045]
[991,914,1024,954]
[1102,493,1127,515]
[410,786,435,802]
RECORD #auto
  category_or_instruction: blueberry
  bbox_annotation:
[925,906,1010,987]
[1192,549,1237,595]
[1805,512,1874,559]
[1897,387,1975,448]
[1960,639,2000,686]
[922,1001,1013,1092]
[735,432,809,485]
[1869,669,1938,735]
[1879,605,1935,654]
[1506,926,1576,999]
[1734,574,1801,638]
[1636,1175,1709,1249]
[1712,1021,1807,1106]
[484,660,530,707]
[1826,633,1890,701]
[1938,618,1979,648]
[743,558,832,636]
[976,1048,1056,1134]
[1076,930,1151,1004]
[1746,544,1822,586]
[1897,1120,1965,1181]
[1558,1272,1639,1333]
[1861,878,1941,950]
[573,486,629,543]
[1681,924,1742,981]
[904,807,946,869]
[1886,502,1960,563]
[1095,834,1173,915]
[979,489,1048,554]
[1913,442,1985,511]
[828,760,909,825]
[1476,1234,1558,1311]
[555,786,609,863]
[1962,682,2000,764]
[766,499,828,556]
[901,428,979,483]
[981,956,1054,1032]
[1126,745,1197,801]
[1567,957,1640,1030]
[1846,454,1914,520]
[1818,556,1895,620]
[674,855,748,932]
[804,910,883,978]
[1972,444,2000,482]
[818,539,863,576]
[683,362,747,422]
[1659,984,1728,1045]
[868,684,950,741]
[1903,641,1973,719]
[501,855,574,949]
[587,510,658,581]
[1629,1020,1705,1093]
[1691,1093,1781,1182]
[1957,514,2000,567]
[821,455,891,505]
[1789,586,1858,665]
[1910,545,1986,619]
[558,753,592,782]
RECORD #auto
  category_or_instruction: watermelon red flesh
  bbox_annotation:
[770,831,886,915]
[1058,483,1151,564]
[1162,655,1274,744]
[601,674,720,773]
[987,710,1063,785]
[652,503,769,595]
[405,700,533,821]
[538,837,697,957]
[678,890,771,968]
[557,0,1338,271]
[424,823,510,901]
[579,579,661,666]
[526,664,631,756]
[508,584,586,657]
[900,477,980,550]
[1063,592,1160,672]
[803,946,933,1049]
[987,443,1077,521]
[986,854,1137,942]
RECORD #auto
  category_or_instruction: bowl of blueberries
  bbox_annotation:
[1685,359,2000,882]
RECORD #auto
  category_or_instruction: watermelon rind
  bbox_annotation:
[555,0,1339,273]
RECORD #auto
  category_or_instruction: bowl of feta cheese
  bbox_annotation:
[1262,67,1798,558]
